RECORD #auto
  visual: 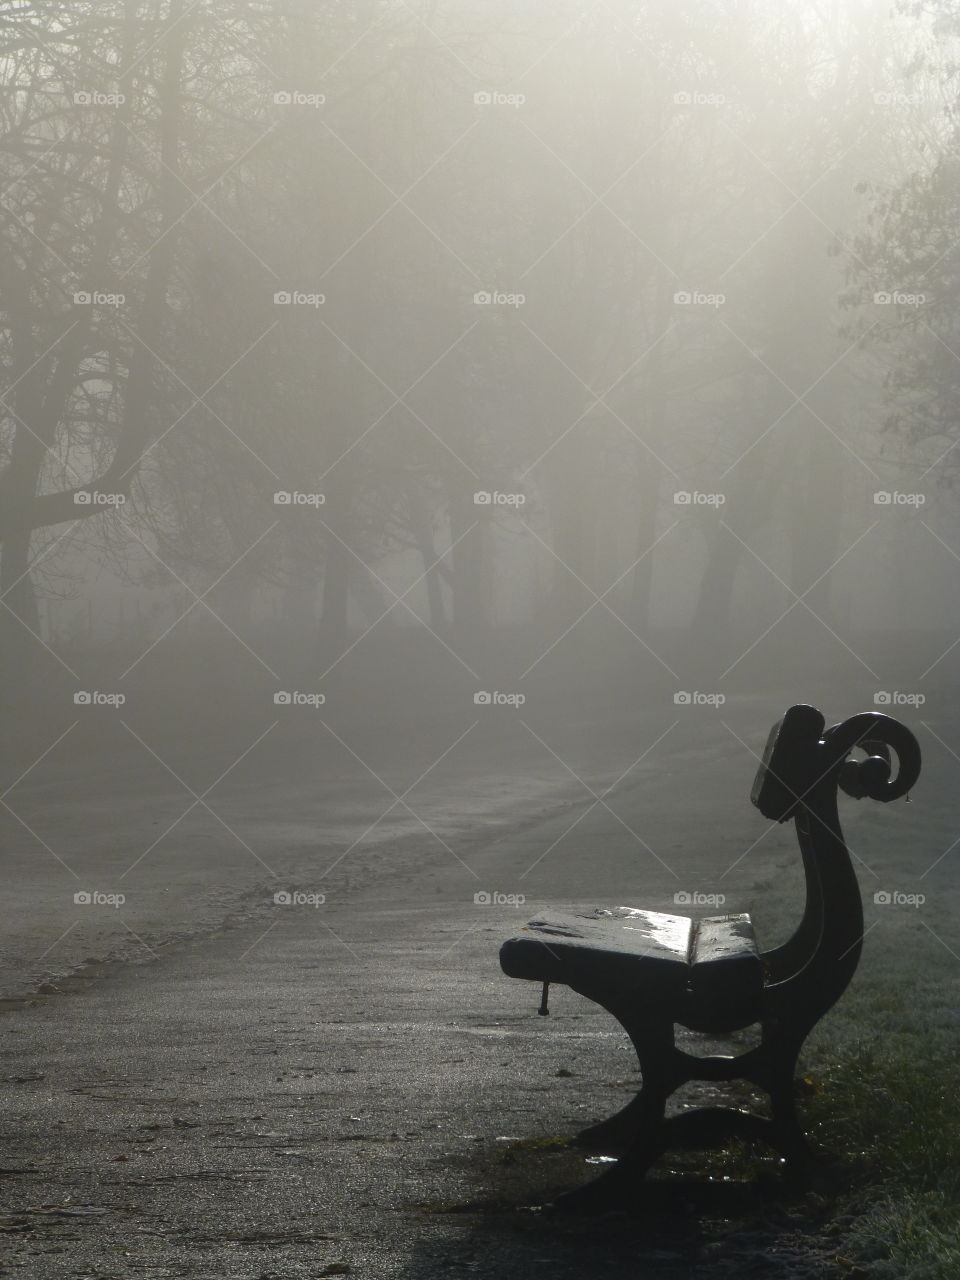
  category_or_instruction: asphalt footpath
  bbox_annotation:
[0,792,841,1279]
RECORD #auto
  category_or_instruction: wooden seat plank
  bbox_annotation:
[688,913,763,1028]
[499,907,694,997]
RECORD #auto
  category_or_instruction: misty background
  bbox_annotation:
[5,5,960,1276]
[1,0,959,995]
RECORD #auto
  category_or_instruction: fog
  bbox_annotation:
[5,4,958,682]
[1,1,959,1270]
[3,0,957,1041]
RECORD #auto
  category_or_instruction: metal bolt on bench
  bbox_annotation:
[499,704,921,1211]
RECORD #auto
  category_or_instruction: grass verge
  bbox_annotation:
[800,894,960,1277]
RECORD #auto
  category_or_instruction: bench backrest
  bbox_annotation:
[751,704,921,1028]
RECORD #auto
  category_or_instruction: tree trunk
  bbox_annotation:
[446,479,486,640]
[318,481,352,659]
[542,429,599,624]
[629,263,671,629]
[690,375,780,636]
[407,480,446,631]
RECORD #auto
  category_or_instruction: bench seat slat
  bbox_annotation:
[691,913,760,965]
[499,907,695,998]
[688,913,764,1028]
[500,908,764,1026]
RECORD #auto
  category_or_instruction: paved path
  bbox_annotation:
[0,754,842,1279]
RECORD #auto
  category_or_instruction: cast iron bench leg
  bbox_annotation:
[555,1100,807,1215]
[561,1031,813,1211]
[574,1015,674,1154]
[764,1036,814,1162]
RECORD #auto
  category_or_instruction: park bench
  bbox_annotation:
[499,703,921,1210]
